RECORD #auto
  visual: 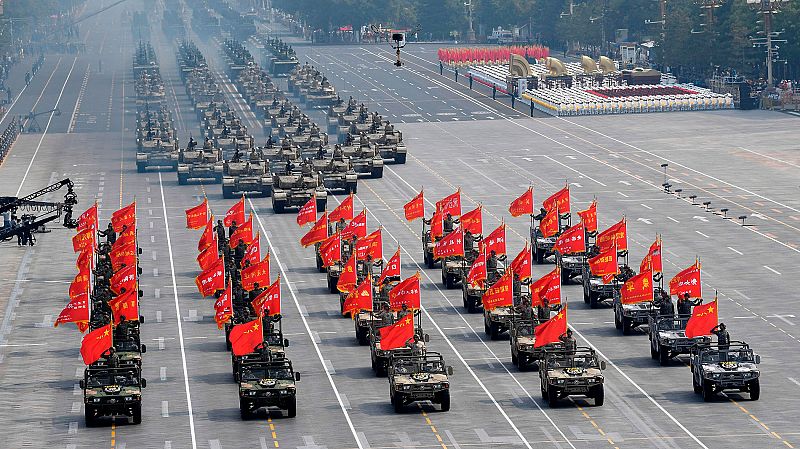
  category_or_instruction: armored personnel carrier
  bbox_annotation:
[177,139,224,184]
[389,352,453,413]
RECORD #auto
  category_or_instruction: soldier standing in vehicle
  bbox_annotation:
[677,293,701,318]
[377,302,394,325]
[443,213,457,235]
[228,221,238,240]
[487,250,499,282]
[99,223,116,245]
[234,240,247,266]
[215,219,227,247]
[657,289,674,316]
[559,329,577,353]
[533,207,547,221]
[711,323,729,349]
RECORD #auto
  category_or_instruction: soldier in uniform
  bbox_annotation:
[443,213,457,235]
[228,221,238,240]
[533,207,548,221]
[99,223,116,245]
[215,219,227,246]
[463,230,480,259]
[711,323,729,350]
[657,289,674,316]
[487,250,499,283]
[234,240,247,266]
[677,293,701,318]
[377,302,394,326]
[559,329,577,353]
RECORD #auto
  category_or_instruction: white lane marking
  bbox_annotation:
[696,231,709,238]
[641,203,652,210]
[158,173,198,449]
[349,181,574,449]
[763,265,781,275]
[250,200,363,449]
[618,192,629,198]
[767,315,794,326]
[667,216,679,223]
[16,57,77,196]
[161,400,169,417]
[788,377,800,388]
[727,247,743,255]
[738,146,800,170]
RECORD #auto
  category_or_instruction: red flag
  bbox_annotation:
[378,248,401,284]
[433,227,464,259]
[69,268,91,299]
[108,289,139,324]
[229,214,253,248]
[242,232,261,267]
[230,318,264,356]
[430,210,444,239]
[77,203,98,233]
[72,228,95,253]
[669,261,701,298]
[460,206,483,235]
[588,246,618,283]
[531,267,561,307]
[117,223,136,241]
[435,189,461,217]
[577,201,597,234]
[534,306,568,348]
[596,218,627,252]
[111,229,136,253]
[640,237,663,273]
[509,187,533,217]
[76,249,94,271]
[540,205,559,238]
[329,193,354,222]
[185,199,208,230]
[252,277,281,316]
[110,242,137,272]
[685,299,718,338]
[482,271,513,311]
[319,233,342,268]
[543,186,570,213]
[404,190,424,222]
[466,248,487,287]
[355,228,382,260]
[341,209,367,240]
[80,324,113,365]
[343,275,373,316]
[553,223,585,255]
[241,255,270,291]
[54,294,90,330]
[480,224,506,256]
[195,256,225,297]
[110,264,137,296]
[111,201,136,232]
[198,218,216,252]
[300,212,328,247]
[337,255,358,293]
[197,244,219,271]
[379,314,415,350]
[223,196,245,227]
[296,197,317,227]
[509,243,531,282]
[214,282,233,329]
[389,273,421,311]
[621,270,654,304]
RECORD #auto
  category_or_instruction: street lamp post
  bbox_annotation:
[747,0,789,87]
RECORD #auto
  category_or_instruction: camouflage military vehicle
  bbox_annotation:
[582,259,620,309]
[238,358,299,419]
[177,141,224,184]
[137,139,179,173]
[539,347,606,407]
[369,312,428,377]
[421,224,438,269]
[231,323,290,381]
[326,239,353,294]
[327,97,357,134]
[484,303,514,340]
[690,341,760,401]
[389,352,453,413]
[81,366,147,426]
[649,315,711,365]
[555,250,584,283]
[509,315,546,370]
[262,137,300,162]
[305,77,338,108]
[310,157,358,195]
[366,122,407,164]
[221,152,273,199]
[270,161,327,213]
[613,284,658,335]
[336,139,383,178]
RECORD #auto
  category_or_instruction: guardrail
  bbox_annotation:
[0,117,20,165]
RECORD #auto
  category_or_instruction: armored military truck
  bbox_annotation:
[539,347,606,407]
[389,352,453,413]
[238,358,299,419]
[81,366,147,426]
[690,341,760,401]
[649,314,711,365]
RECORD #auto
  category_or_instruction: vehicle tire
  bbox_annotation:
[467,296,478,314]
[286,396,297,418]
[272,200,285,214]
[239,399,251,420]
[518,355,528,371]
[439,391,450,412]
[614,306,622,330]
[329,278,338,294]
[692,376,703,394]
[658,345,670,366]
[511,350,518,366]
[316,254,324,272]
[137,162,146,173]
[749,379,760,401]
[484,317,491,336]
[589,293,600,309]
[702,380,715,402]
[394,153,407,164]
[446,274,455,290]
[132,403,142,424]
[583,285,590,304]
[226,331,232,351]
[377,362,387,378]
[561,267,570,284]
[462,290,468,309]
[371,354,377,372]
[593,385,604,407]
[424,251,433,269]
[392,394,404,413]
[541,382,547,399]
[357,328,369,346]
[622,316,633,335]
[535,247,544,264]
[650,340,658,359]
[84,406,96,427]
[547,387,559,408]
[490,322,500,340]
[316,197,327,213]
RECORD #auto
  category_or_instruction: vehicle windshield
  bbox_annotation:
[265,333,284,346]
[657,318,688,331]
[547,354,599,370]
[240,365,294,381]
[701,349,755,364]
[86,369,140,388]
[394,358,445,374]
[515,323,533,335]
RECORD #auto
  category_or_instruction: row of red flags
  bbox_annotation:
[438,45,550,65]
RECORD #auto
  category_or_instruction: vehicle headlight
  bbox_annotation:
[712,373,720,379]
[742,372,752,378]
[402,385,412,391]
[93,398,101,403]
[442,382,449,389]
[556,379,565,384]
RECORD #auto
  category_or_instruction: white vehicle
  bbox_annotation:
[488,28,513,45]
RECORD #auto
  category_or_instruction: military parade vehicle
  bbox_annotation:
[421,223,438,270]
[582,260,619,309]
[370,311,428,377]
[311,156,358,195]
[539,347,606,407]
[649,315,712,365]
[365,121,407,164]
[339,258,383,317]
[238,357,299,419]
[327,97,358,134]
[177,140,224,184]
[325,239,353,293]
[338,137,384,178]
[136,138,179,173]
[81,366,147,426]
[388,352,453,413]
[305,77,338,108]
[483,277,514,340]
[509,315,547,370]
[270,160,327,214]
[613,282,659,335]
[221,150,273,199]
[690,341,760,401]
[231,325,290,381]
[264,38,299,77]
[532,214,569,265]
[555,250,583,283]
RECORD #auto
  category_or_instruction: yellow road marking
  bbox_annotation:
[419,407,448,449]
[267,416,279,448]
[110,420,116,448]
